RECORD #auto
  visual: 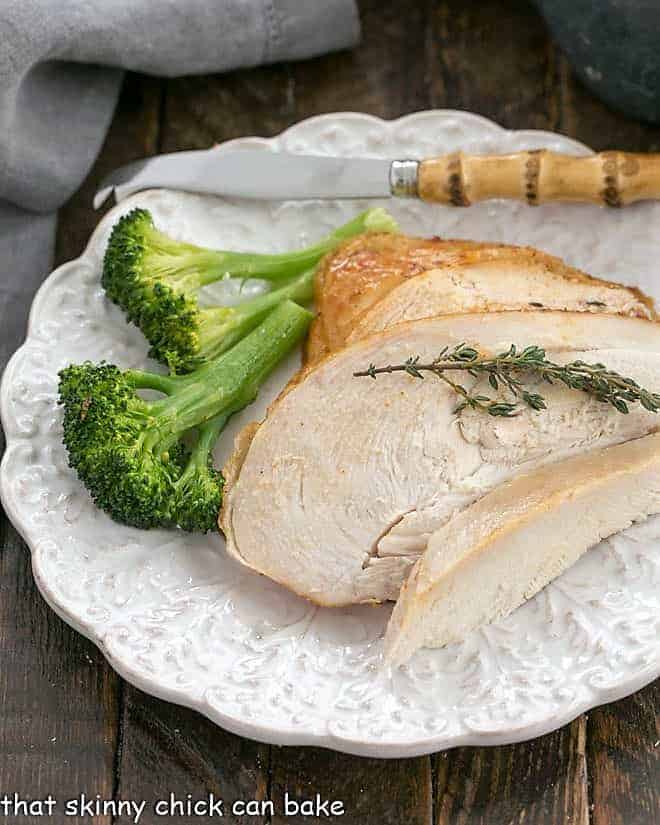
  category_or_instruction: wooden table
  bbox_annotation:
[2,1,658,822]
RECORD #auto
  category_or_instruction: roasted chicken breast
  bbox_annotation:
[307,234,655,362]
[221,312,660,606]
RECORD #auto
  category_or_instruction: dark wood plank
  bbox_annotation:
[160,61,295,151]
[113,690,269,824]
[587,682,660,825]
[0,516,119,825]
[160,0,429,152]
[428,0,559,130]
[270,747,432,825]
[434,719,589,824]
[286,0,429,120]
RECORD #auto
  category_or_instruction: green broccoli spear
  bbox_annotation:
[102,207,398,372]
[58,300,311,532]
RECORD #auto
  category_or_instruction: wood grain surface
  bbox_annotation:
[0,1,658,823]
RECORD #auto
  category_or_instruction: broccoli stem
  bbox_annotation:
[194,413,229,467]
[144,299,311,444]
[185,412,230,478]
[125,369,180,395]
[143,208,397,289]
[195,267,316,363]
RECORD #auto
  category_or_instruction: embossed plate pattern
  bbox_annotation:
[1,111,659,757]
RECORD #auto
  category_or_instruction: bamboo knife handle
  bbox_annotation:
[413,150,660,207]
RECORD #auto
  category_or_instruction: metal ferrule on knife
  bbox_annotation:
[389,160,419,198]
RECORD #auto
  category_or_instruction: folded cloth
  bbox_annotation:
[0,0,360,366]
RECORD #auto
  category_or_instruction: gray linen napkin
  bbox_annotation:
[0,0,360,367]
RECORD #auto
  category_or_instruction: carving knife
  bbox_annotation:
[94,148,660,210]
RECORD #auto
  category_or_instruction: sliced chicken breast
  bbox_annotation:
[313,235,509,357]
[385,433,660,664]
[308,234,655,362]
[346,256,653,346]
[221,312,660,607]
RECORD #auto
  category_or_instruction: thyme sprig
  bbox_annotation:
[353,343,660,418]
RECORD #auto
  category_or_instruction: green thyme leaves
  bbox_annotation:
[354,343,660,418]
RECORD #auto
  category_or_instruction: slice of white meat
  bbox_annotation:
[377,342,660,558]
[221,312,660,607]
[385,432,660,664]
[310,234,656,363]
[346,257,654,347]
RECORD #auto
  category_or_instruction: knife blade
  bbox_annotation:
[93,149,412,209]
[94,148,660,209]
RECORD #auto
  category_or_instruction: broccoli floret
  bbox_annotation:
[102,207,398,372]
[58,300,311,532]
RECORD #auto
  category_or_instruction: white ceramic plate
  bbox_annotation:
[2,111,659,758]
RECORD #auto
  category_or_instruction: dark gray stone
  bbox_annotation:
[533,0,660,124]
